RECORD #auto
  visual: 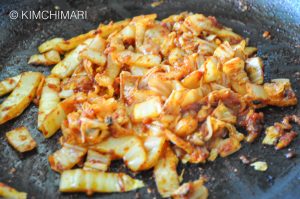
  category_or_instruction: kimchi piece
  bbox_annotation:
[27,12,299,198]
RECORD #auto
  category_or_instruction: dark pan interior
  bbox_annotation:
[0,0,300,198]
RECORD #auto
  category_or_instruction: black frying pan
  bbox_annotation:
[0,0,300,198]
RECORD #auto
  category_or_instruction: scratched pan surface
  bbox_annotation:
[0,0,300,198]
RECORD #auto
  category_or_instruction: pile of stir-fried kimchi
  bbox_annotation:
[0,12,299,198]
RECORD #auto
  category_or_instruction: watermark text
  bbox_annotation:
[9,10,87,20]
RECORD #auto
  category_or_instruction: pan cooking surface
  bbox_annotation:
[0,0,300,198]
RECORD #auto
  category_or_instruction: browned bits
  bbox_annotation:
[147,188,152,193]
[9,168,16,174]
[239,155,250,164]
[275,131,297,150]
[263,31,271,39]
[285,151,296,159]
[263,114,300,149]
[135,192,141,199]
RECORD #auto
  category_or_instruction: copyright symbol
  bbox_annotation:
[9,10,18,20]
